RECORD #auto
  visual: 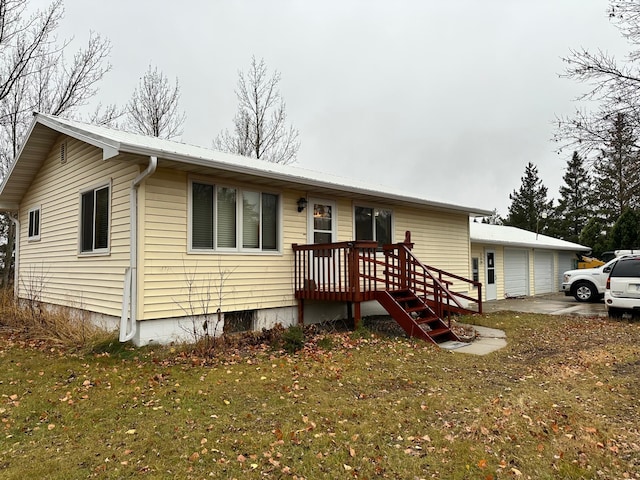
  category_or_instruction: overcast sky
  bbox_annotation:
[32,0,629,216]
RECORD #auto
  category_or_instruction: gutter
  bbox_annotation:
[120,156,157,342]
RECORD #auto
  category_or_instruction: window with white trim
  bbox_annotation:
[28,206,41,241]
[190,180,279,252]
[354,206,393,247]
[80,184,110,253]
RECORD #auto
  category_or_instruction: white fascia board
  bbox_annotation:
[0,118,40,196]
[471,238,591,251]
[119,143,492,216]
[35,114,121,160]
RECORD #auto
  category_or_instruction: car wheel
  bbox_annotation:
[573,282,597,302]
[608,307,623,319]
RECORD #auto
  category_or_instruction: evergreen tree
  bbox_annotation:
[579,217,608,258]
[480,209,503,225]
[548,151,592,243]
[608,209,640,250]
[505,162,553,232]
[593,112,640,224]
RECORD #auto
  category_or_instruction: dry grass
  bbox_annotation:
[0,309,639,479]
[0,288,112,349]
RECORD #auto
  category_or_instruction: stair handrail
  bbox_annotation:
[381,242,482,316]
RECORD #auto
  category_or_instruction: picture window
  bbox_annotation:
[190,180,279,252]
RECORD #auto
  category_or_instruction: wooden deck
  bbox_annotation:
[292,237,483,329]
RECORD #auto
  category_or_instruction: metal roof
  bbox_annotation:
[0,113,493,216]
[470,221,591,251]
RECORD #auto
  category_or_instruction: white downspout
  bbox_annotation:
[120,156,157,342]
[9,215,19,299]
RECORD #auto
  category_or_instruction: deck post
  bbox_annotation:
[399,244,407,290]
[349,243,363,328]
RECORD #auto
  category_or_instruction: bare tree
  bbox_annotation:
[0,0,62,104]
[125,65,185,139]
[214,56,300,165]
[0,0,112,286]
[555,1,640,158]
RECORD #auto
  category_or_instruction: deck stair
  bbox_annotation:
[375,289,461,345]
[292,236,481,344]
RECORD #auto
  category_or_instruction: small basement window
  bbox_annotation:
[28,206,41,241]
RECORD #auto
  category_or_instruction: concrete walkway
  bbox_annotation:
[440,325,507,355]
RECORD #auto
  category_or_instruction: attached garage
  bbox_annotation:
[534,250,554,294]
[504,248,529,297]
[470,221,590,302]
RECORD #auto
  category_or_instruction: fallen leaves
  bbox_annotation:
[1,313,640,479]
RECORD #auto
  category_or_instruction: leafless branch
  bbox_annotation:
[125,64,185,139]
[214,56,300,165]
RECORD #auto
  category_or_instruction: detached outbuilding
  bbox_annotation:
[470,221,590,301]
[0,113,490,345]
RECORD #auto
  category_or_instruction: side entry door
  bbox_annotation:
[485,249,497,300]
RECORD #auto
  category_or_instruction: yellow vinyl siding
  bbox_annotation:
[394,206,471,287]
[18,136,138,317]
[335,198,352,241]
[140,169,305,320]
[18,137,478,322]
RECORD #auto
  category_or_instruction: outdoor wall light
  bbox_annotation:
[297,197,308,212]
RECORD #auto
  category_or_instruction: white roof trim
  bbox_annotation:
[2,113,494,216]
[36,114,121,160]
[470,221,591,251]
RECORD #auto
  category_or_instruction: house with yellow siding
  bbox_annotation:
[0,113,491,346]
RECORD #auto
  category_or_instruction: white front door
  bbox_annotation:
[307,199,336,287]
[308,199,336,244]
[485,249,497,300]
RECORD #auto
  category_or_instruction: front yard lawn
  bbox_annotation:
[1,312,639,479]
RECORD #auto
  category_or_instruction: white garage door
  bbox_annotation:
[557,252,576,289]
[534,251,554,294]
[504,248,529,297]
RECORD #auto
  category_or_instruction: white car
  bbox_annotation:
[604,255,640,318]
[561,257,621,302]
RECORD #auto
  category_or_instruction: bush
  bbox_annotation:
[350,323,371,340]
[316,335,334,350]
[281,325,305,353]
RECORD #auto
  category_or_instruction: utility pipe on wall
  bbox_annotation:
[120,156,157,342]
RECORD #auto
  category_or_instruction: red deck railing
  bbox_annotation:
[292,240,380,303]
[381,242,483,321]
[292,239,482,323]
